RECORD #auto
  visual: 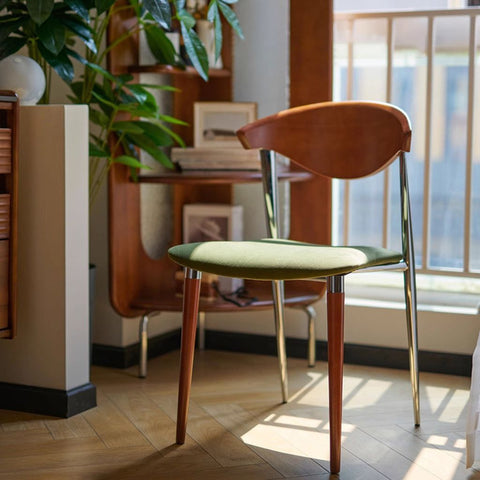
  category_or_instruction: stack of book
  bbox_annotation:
[171,147,261,171]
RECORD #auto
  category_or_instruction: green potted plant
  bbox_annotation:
[0,0,243,205]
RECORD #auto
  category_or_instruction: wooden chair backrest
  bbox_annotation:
[237,101,411,179]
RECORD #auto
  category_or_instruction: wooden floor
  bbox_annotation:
[0,349,477,479]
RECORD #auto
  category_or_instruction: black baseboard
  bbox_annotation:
[91,327,472,377]
[92,328,181,369]
[205,330,473,377]
[0,382,97,418]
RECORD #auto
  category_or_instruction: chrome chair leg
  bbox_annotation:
[139,314,149,378]
[304,305,317,367]
[198,311,206,350]
[404,264,420,426]
[400,153,420,426]
[272,280,288,403]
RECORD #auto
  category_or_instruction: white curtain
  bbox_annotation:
[467,333,480,468]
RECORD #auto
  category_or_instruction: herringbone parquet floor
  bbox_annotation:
[0,349,476,479]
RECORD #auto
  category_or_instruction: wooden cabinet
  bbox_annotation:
[0,92,18,338]
[107,6,329,319]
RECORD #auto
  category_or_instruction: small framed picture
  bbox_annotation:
[183,203,243,243]
[194,102,257,148]
[183,203,244,292]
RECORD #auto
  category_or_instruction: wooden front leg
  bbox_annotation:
[327,275,345,474]
[176,268,202,444]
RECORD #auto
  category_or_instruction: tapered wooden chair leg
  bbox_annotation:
[176,269,202,444]
[327,276,345,474]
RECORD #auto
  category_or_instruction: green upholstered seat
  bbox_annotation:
[168,239,403,281]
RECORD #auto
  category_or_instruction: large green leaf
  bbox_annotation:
[95,0,115,14]
[112,121,145,135]
[0,17,28,44]
[154,121,185,147]
[89,142,109,157]
[143,0,171,30]
[64,46,87,65]
[61,15,96,54]
[64,0,90,21]
[207,2,222,61]
[136,83,178,92]
[125,132,174,167]
[91,90,119,110]
[114,155,152,170]
[86,62,117,83]
[26,0,55,24]
[218,0,243,39]
[126,83,160,108]
[181,22,208,81]
[89,108,110,128]
[176,8,195,30]
[38,17,66,54]
[116,73,134,84]
[39,43,74,82]
[144,25,176,65]
[0,36,27,60]
[157,114,188,126]
[4,2,28,15]
[134,120,173,146]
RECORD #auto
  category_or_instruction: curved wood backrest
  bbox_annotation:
[237,101,412,179]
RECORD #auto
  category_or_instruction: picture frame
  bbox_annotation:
[183,203,243,244]
[193,101,257,148]
[183,203,244,292]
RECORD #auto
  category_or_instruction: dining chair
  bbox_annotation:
[168,101,420,474]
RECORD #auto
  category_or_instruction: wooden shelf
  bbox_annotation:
[136,169,313,185]
[128,64,231,78]
[131,281,322,313]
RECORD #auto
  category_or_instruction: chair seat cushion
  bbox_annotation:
[168,239,403,280]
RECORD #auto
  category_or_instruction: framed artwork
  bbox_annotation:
[193,101,257,148]
[183,203,244,293]
[183,203,243,243]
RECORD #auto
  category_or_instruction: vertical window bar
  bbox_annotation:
[422,15,435,272]
[383,16,394,248]
[464,14,476,273]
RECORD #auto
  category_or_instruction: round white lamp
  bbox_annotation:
[0,55,46,105]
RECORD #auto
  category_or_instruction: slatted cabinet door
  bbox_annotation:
[0,91,18,339]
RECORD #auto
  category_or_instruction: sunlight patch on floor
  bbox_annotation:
[289,372,327,404]
[241,423,329,459]
[343,378,393,409]
[438,390,470,423]
[266,414,322,429]
[424,385,469,421]
[427,435,448,446]
[411,447,463,480]
[240,412,357,462]
[454,437,467,449]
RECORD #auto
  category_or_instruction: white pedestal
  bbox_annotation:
[0,105,95,416]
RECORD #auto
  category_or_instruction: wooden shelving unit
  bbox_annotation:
[107,4,330,320]
[136,169,312,185]
[0,91,18,339]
